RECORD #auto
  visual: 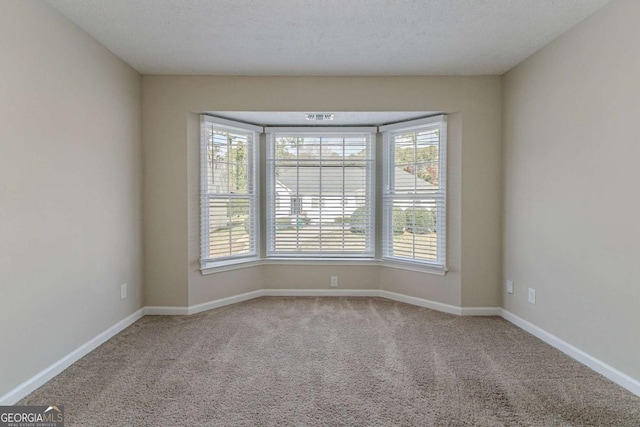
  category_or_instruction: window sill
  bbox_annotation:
[201,258,261,275]
[201,258,447,276]
[379,259,447,275]
[262,257,378,266]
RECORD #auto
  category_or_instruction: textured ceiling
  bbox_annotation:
[46,0,610,75]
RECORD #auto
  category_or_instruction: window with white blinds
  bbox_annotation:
[381,116,447,269]
[200,116,260,267]
[265,128,376,258]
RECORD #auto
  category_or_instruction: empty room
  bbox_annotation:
[1,0,639,425]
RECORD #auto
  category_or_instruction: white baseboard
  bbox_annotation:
[501,309,640,397]
[0,308,145,406]
[144,289,387,316]
[188,290,264,315]
[263,288,379,297]
[460,306,502,316]
[144,306,189,315]
[378,290,462,315]
[146,290,499,317]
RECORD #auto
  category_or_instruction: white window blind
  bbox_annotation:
[200,116,260,267]
[265,128,376,258]
[381,116,447,268]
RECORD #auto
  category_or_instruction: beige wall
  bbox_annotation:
[262,265,381,291]
[503,0,640,380]
[142,76,502,309]
[0,1,142,397]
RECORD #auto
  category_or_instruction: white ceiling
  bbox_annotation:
[209,111,435,127]
[46,0,610,76]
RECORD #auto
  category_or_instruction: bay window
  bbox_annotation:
[200,114,447,272]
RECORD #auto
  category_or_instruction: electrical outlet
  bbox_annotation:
[121,283,127,299]
[506,280,514,294]
[330,276,338,287]
[528,288,536,304]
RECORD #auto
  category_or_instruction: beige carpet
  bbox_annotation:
[20,297,640,426]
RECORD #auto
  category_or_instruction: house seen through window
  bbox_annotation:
[266,130,375,257]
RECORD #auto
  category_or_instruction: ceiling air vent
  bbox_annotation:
[305,113,335,121]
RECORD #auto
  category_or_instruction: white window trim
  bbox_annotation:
[202,115,263,133]
[265,127,377,258]
[380,115,447,269]
[200,115,261,269]
[378,115,444,133]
